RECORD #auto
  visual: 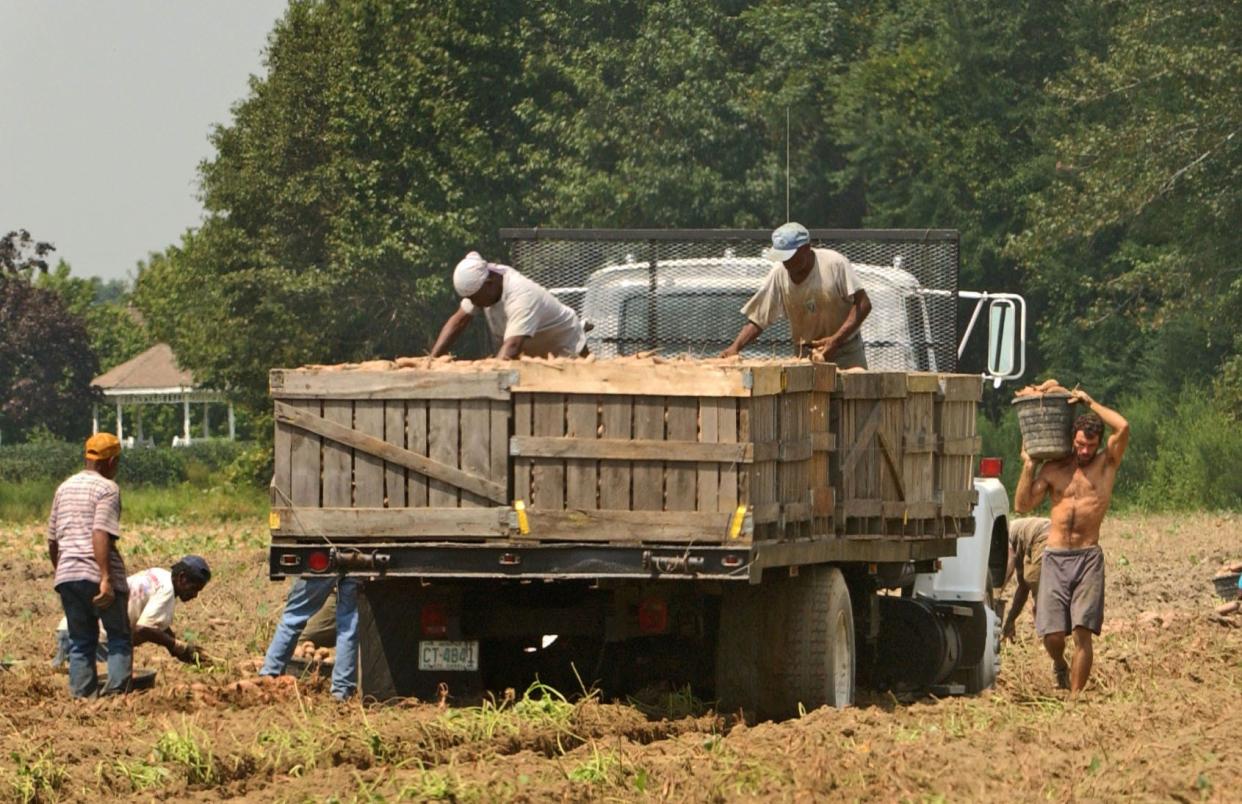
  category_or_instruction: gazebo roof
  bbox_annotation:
[92,343,196,393]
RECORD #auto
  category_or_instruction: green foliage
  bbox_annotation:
[34,261,151,373]
[6,748,68,803]
[0,480,268,524]
[0,440,249,486]
[153,720,218,785]
[1135,392,1242,511]
[0,275,99,444]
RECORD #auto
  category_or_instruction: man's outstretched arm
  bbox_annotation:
[429,309,473,358]
[720,322,763,358]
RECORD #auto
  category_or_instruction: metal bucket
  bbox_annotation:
[1012,392,1075,461]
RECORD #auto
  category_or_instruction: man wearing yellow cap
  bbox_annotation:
[429,251,588,360]
[47,433,132,697]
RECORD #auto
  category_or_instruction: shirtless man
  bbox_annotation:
[1014,390,1129,693]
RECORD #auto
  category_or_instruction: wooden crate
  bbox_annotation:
[268,368,514,540]
[508,361,836,544]
[832,371,981,537]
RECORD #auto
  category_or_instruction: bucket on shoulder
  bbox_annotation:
[1011,392,1075,461]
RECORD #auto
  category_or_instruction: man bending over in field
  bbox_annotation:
[1015,390,1129,693]
[53,556,212,669]
[1001,516,1051,642]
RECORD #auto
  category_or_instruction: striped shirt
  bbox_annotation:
[47,471,128,592]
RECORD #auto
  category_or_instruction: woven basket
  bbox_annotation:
[1011,392,1075,461]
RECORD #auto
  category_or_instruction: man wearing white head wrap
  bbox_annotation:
[430,251,588,360]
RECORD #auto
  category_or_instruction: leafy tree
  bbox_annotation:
[1,229,56,277]
[0,275,98,443]
[35,262,151,373]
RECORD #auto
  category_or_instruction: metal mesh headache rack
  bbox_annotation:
[498,228,961,373]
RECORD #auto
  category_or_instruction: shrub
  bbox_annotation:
[0,440,252,486]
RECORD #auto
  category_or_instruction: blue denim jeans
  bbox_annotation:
[52,629,106,669]
[260,576,360,699]
[56,580,132,698]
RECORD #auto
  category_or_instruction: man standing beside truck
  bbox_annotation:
[1014,390,1130,693]
[430,251,588,360]
[720,222,871,367]
[47,433,132,697]
[1001,516,1051,642]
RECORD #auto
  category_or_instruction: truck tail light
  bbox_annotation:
[978,457,1003,478]
[637,597,668,634]
[306,550,331,572]
[421,603,448,637]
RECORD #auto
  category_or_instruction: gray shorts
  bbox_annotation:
[1036,545,1105,636]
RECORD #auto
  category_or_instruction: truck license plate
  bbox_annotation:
[418,640,479,672]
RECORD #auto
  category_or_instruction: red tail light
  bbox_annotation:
[637,597,668,634]
[979,457,1003,478]
[421,603,448,637]
[306,550,331,572]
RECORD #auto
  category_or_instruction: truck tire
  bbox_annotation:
[775,565,855,715]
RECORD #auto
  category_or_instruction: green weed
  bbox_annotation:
[7,747,69,803]
[567,744,620,785]
[97,758,169,792]
[152,719,217,785]
[626,683,708,719]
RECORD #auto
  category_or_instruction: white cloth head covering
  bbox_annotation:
[453,251,492,297]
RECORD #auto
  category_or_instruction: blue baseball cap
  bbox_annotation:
[174,555,212,584]
[763,222,810,262]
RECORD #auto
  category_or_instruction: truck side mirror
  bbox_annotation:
[986,299,1017,378]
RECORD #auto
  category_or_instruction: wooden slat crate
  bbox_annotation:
[269,369,515,540]
[268,360,979,546]
[832,371,982,538]
[509,361,835,543]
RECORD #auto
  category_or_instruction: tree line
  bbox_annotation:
[4,0,1239,504]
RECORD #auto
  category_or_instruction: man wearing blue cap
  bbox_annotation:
[52,555,213,669]
[721,223,871,367]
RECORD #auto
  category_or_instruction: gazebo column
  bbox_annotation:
[115,401,124,443]
[227,402,236,440]
[135,407,144,444]
[202,402,210,439]
[92,404,99,435]
[182,396,191,446]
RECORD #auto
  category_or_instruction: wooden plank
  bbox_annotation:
[940,435,984,455]
[599,396,632,510]
[840,401,884,479]
[513,395,533,503]
[942,489,978,516]
[353,401,385,508]
[270,368,513,400]
[876,429,906,501]
[778,437,814,463]
[428,400,461,508]
[490,400,509,496]
[289,399,320,508]
[532,394,565,509]
[459,399,492,508]
[746,365,786,396]
[781,365,815,393]
[407,401,428,507]
[272,410,292,506]
[270,507,509,538]
[565,395,598,510]
[906,373,943,393]
[322,400,353,507]
[838,372,907,400]
[274,400,507,504]
[510,435,755,463]
[939,375,983,402]
[698,399,719,513]
[383,401,406,508]
[510,362,756,397]
[664,397,698,511]
[717,398,738,513]
[882,502,939,519]
[631,397,665,510]
[519,509,746,543]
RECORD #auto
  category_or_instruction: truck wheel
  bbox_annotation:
[773,565,855,716]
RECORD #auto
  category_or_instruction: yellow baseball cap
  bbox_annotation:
[85,433,121,461]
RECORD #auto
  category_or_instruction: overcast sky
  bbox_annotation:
[1,1,288,282]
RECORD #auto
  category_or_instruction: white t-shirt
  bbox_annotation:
[741,248,865,347]
[460,267,586,357]
[56,567,176,633]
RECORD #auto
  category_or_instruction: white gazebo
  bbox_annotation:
[91,343,234,446]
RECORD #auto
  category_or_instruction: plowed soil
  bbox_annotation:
[1,512,1238,801]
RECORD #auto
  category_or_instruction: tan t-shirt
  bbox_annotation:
[741,248,865,351]
[1008,517,1051,586]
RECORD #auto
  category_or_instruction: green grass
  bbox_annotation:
[153,719,218,785]
[0,480,267,524]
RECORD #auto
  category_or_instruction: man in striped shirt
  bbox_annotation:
[47,433,131,697]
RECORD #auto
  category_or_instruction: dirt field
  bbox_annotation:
[0,511,1238,802]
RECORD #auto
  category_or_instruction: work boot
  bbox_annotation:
[1053,662,1070,690]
